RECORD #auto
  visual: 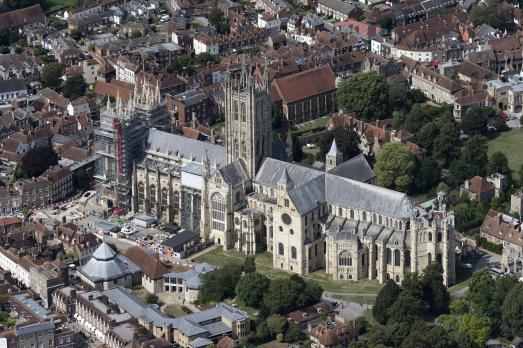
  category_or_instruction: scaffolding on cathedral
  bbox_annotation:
[93,79,169,209]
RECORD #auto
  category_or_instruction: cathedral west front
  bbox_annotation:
[129,64,456,286]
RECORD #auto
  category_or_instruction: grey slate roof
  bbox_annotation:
[79,243,141,282]
[219,160,249,187]
[15,321,54,336]
[0,79,26,94]
[165,262,216,290]
[328,154,376,183]
[190,337,214,348]
[161,230,199,249]
[103,287,248,338]
[318,0,358,14]
[325,174,415,218]
[146,128,226,166]
[257,158,415,218]
[255,157,323,188]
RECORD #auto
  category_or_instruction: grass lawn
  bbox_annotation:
[195,247,384,294]
[43,0,74,13]
[488,128,523,181]
[332,294,377,305]
[163,304,186,318]
[448,266,473,293]
[132,287,149,302]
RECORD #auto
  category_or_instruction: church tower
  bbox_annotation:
[224,64,272,178]
[325,139,343,171]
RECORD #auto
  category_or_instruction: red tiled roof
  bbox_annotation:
[124,246,169,280]
[467,176,495,194]
[0,4,45,30]
[481,209,523,247]
[273,65,336,104]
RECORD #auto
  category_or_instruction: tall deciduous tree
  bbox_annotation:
[469,0,505,29]
[501,282,523,339]
[236,273,270,307]
[40,62,64,89]
[375,142,415,192]
[373,279,400,324]
[336,72,390,121]
[62,74,87,100]
[21,146,58,178]
[461,106,495,136]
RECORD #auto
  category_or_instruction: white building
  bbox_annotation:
[0,79,27,101]
[193,35,219,55]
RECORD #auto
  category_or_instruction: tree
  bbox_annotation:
[490,275,518,336]
[263,277,303,314]
[146,294,159,304]
[236,273,270,307]
[387,289,428,324]
[285,322,302,342]
[243,255,256,274]
[469,0,505,29]
[458,314,491,347]
[488,152,511,176]
[317,128,361,162]
[336,72,390,121]
[467,268,495,315]
[62,74,87,100]
[21,146,59,178]
[255,320,272,341]
[73,169,91,191]
[461,106,494,136]
[501,282,523,338]
[298,280,323,308]
[415,122,439,154]
[40,62,64,89]
[373,279,400,324]
[355,317,369,335]
[69,29,82,41]
[412,157,440,194]
[378,14,394,30]
[208,9,224,27]
[131,29,142,38]
[421,263,449,315]
[266,314,287,335]
[449,135,488,185]
[433,122,460,167]
[375,142,415,192]
[199,263,243,303]
[388,81,411,112]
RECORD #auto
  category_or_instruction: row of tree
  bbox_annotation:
[198,256,323,345]
[356,267,523,348]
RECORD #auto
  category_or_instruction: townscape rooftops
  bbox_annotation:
[481,209,523,247]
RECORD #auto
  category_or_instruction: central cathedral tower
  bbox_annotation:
[224,64,272,178]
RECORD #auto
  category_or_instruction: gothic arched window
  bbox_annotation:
[211,193,226,231]
[138,182,144,198]
[234,139,239,159]
[394,250,401,266]
[291,246,297,259]
[150,185,156,203]
[161,188,168,206]
[350,210,354,219]
[338,250,352,266]
[233,101,238,120]
[437,232,442,242]
[278,243,284,255]
[386,248,392,265]
[241,102,246,122]
[241,140,247,157]
[428,232,433,242]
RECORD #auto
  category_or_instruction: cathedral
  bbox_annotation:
[130,64,456,285]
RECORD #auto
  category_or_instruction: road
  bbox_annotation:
[450,250,501,298]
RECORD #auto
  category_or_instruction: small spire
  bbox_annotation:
[278,167,291,184]
[327,139,341,157]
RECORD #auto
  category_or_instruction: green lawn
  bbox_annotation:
[488,128,523,181]
[332,294,377,305]
[195,247,383,294]
[43,0,74,13]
